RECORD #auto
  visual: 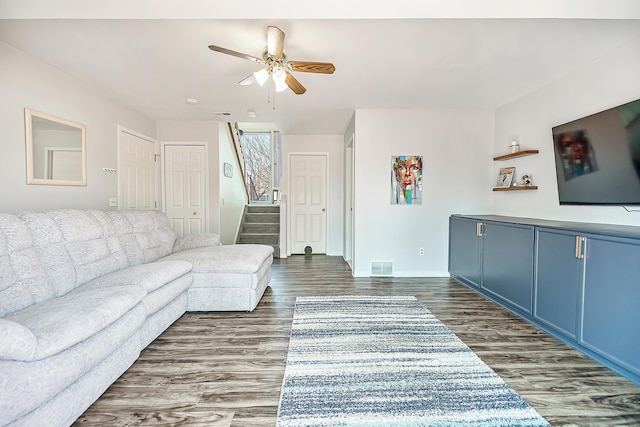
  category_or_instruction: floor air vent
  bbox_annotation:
[370,261,393,277]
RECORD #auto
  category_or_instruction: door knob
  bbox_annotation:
[193,211,197,216]
[322,208,326,212]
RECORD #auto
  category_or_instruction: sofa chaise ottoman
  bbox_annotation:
[107,209,273,313]
[0,208,273,427]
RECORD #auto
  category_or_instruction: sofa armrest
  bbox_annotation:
[173,233,222,252]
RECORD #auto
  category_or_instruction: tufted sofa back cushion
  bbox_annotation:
[19,210,129,295]
[0,214,55,317]
[107,210,176,265]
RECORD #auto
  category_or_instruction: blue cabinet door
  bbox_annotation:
[534,228,582,339]
[481,222,534,314]
[448,216,481,287]
[581,234,640,378]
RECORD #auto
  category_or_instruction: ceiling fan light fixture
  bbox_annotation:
[254,68,270,86]
[272,67,288,92]
[272,66,286,82]
[274,78,288,92]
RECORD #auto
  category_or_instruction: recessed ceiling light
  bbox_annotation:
[185,98,198,105]
[247,110,257,118]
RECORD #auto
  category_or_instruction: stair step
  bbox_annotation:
[244,213,279,224]
[238,233,279,245]
[243,223,279,233]
[247,205,280,214]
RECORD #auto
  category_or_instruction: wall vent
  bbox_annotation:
[370,261,393,277]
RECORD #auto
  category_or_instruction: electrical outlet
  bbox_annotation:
[109,197,117,207]
[419,248,424,256]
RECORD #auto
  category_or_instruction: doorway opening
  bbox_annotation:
[241,130,281,205]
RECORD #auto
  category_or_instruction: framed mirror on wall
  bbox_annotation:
[25,108,87,186]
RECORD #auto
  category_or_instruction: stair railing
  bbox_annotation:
[227,122,250,202]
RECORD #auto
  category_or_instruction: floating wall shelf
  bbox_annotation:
[493,149,539,161]
[493,149,540,191]
[493,186,538,192]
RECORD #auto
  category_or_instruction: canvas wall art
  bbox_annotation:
[391,155,423,205]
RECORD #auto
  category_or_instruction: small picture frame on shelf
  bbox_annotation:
[496,167,515,187]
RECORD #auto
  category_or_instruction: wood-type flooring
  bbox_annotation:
[74,255,640,426]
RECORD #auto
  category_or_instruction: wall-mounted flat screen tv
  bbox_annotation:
[552,98,640,205]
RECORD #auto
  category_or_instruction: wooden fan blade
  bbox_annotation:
[288,61,335,74]
[285,73,306,95]
[208,45,264,64]
[267,26,285,59]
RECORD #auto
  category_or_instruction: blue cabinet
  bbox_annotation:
[482,222,534,314]
[534,228,583,339]
[449,214,640,385]
[449,217,534,313]
[535,229,640,378]
[448,216,481,288]
[581,234,640,378]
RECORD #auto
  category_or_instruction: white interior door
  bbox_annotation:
[164,144,206,238]
[118,130,156,209]
[290,154,327,254]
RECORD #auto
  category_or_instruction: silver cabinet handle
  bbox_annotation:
[575,236,585,259]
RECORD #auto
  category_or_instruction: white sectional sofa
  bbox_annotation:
[0,209,273,427]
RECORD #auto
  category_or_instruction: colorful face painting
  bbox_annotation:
[391,155,423,205]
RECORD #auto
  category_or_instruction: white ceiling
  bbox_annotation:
[1,1,640,134]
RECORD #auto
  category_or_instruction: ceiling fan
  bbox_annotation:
[208,26,335,95]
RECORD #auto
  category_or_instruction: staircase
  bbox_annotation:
[236,205,280,257]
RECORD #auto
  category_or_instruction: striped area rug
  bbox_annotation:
[277,295,550,427]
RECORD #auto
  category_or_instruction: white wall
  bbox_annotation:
[352,109,494,277]
[343,114,356,262]
[0,42,155,213]
[218,124,248,244]
[493,35,640,226]
[281,134,344,256]
[156,120,221,234]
